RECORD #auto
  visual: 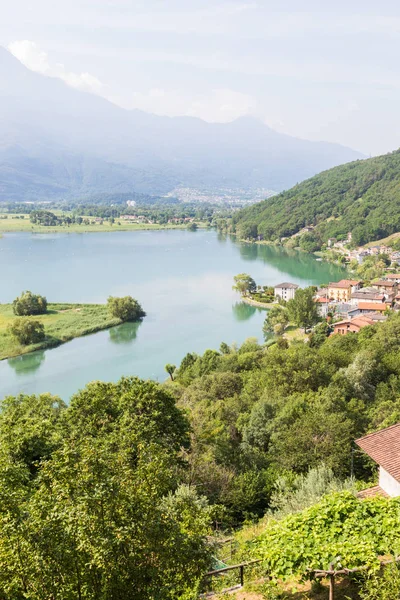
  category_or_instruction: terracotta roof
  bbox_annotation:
[340,279,361,285]
[358,302,388,312]
[385,274,400,280]
[372,280,396,287]
[329,282,351,289]
[333,317,373,329]
[275,283,299,289]
[315,297,329,303]
[356,423,400,481]
[357,486,389,499]
[351,316,375,327]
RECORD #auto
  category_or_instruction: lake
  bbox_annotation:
[0,230,347,400]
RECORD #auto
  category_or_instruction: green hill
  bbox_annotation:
[232,150,400,247]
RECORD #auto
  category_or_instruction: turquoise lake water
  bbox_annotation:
[0,230,347,400]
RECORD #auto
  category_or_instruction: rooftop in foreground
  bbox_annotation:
[356,422,400,481]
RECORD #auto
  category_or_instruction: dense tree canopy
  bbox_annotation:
[0,378,213,599]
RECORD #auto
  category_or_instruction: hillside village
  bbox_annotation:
[274,275,400,335]
[290,226,400,265]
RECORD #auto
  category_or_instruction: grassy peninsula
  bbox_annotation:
[0,213,194,234]
[0,303,122,360]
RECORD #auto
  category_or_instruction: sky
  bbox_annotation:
[2,0,400,155]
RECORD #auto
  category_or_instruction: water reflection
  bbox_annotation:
[7,350,46,375]
[231,238,348,283]
[232,302,256,321]
[217,232,228,243]
[108,322,141,344]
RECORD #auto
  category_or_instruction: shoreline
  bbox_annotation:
[0,223,207,235]
[241,296,275,309]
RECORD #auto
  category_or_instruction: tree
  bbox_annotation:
[187,222,198,231]
[232,273,257,296]
[107,296,146,322]
[13,290,47,316]
[309,321,332,347]
[0,378,213,599]
[8,318,45,345]
[165,363,176,381]
[287,287,319,332]
[263,306,289,338]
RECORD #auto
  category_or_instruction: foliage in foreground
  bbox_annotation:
[0,379,213,599]
[251,492,400,580]
[359,562,400,600]
[172,314,400,524]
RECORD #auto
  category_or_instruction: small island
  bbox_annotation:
[0,291,145,360]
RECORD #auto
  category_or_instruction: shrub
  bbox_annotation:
[13,291,47,316]
[107,296,146,322]
[9,318,45,345]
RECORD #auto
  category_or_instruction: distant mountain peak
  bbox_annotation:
[0,46,365,202]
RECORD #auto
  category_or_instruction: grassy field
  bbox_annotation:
[0,303,122,360]
[0,214,193,234]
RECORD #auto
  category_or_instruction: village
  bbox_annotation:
[275,274,400,335]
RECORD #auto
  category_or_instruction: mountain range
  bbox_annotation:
[0,46,365,203]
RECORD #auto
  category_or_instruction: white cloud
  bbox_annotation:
[8,40,104,94]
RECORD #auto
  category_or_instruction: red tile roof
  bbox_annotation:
[372,280,396,287]
[329,279,360,289]
[356,423,400,481]
[358,302,388,312]
[351,316,375,327]
[315,297,329,303]
[357,486,389,499]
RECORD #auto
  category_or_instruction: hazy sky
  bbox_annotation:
[2,0,400,155]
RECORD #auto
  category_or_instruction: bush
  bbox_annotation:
[9,318,45,345]
[13,291,47,316]
[107,296,146,322]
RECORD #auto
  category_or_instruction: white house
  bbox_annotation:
[274,282,299,301]
[315,297,330,317]
[356,423,400,498]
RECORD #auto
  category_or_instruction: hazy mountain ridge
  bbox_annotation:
[0,47,364,202]
[232,149,400,246]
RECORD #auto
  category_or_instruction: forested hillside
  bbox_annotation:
[232,150,400,246]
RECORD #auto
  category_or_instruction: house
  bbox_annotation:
[356,423,400,498]
[371,280,397,294]
[350,290,385,306]
[357,302,390,314]
[333,315,374,335]
[274,282,299,301]
[315,297,330,317]
[384,274,400,284]
[328,279,362,302]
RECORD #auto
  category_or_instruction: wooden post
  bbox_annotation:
[329,573,335,600]
[240,565,244,587]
